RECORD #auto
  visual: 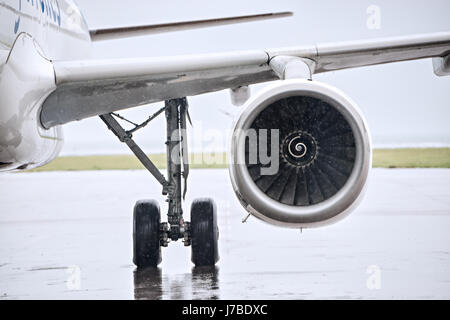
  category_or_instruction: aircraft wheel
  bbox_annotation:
[133,200,162,268]
[190,198,220,267]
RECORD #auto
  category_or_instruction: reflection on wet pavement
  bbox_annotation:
[134,267,219,300]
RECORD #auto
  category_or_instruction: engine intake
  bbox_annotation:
[229,80,371,228]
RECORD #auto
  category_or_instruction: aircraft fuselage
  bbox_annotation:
[0,0,91,170]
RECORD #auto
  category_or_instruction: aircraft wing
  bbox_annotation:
[40,31,450,129]
[89,12,293,41]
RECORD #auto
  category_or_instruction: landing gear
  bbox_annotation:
[100,98,219,268]
[133,200,161,268]
[191,198,220,266]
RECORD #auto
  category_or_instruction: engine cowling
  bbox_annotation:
[228,79,372,228]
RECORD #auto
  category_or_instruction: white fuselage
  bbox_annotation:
[0,0,91,170]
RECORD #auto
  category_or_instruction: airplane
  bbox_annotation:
[0,0,449,269]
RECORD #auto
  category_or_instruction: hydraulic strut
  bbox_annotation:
[99,113,169,193]
[164,98,189,241]
[99,98,191,246]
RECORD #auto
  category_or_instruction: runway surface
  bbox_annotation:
[1,168,450,299]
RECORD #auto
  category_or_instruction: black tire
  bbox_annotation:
[191,198,219,267]
[133,200,162,268]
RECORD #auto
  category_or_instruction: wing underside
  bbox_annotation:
[40,31,450,129]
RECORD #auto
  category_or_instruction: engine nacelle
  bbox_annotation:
[228,79,372,228]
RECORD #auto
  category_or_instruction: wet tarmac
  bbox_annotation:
[1,169,450,299]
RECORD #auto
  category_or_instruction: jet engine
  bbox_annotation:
[229,79,372,228]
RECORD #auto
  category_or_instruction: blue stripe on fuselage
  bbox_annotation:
[14,0,61,34]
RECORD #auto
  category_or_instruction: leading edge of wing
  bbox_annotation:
[55,31,450,84]
[53,50,276,84]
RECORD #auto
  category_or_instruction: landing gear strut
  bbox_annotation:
[100,98,219,268]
